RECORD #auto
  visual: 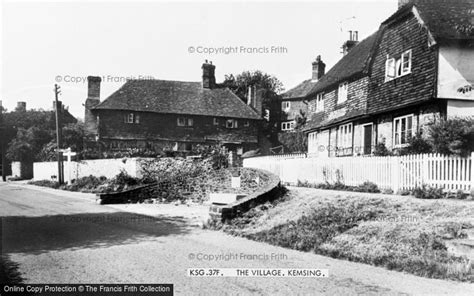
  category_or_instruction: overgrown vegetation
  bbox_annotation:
[296,180,381,193]
[209,191,474,282]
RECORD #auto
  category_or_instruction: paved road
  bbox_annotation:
[1,182,473,295]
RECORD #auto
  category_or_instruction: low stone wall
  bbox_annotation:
[33,158,151,181]
[98,183,159,204]
[209,169,281,222]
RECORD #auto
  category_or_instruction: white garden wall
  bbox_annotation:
[33,158,149,181]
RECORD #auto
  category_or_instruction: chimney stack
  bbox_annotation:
[398,0,413,8]
[84,76,102,136]
[312,55,326,82]
[16,101,26,112]
[53,100,63,112]
[202,60,216,89]
[247,86,263,117]
[342,31,359,56]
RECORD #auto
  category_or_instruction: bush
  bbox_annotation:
[297,180,380,193]
[355,181,380,193]
[399,133,432,155]
[427,117,474,157]
[373,142,392,156]
[413,184,444,199]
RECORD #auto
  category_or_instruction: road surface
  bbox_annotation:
[1,182,473,295]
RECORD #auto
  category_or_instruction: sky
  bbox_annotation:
[1,0,397,119]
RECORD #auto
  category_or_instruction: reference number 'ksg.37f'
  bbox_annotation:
[187,268,328,278]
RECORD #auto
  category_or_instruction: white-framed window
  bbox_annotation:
[124,113,139,124]
[226,119,238,129]
[385,49,412,82]
[281,121,295,131]
[177,117,193,127]
[338,82,348,104]
[282,101,290,112]
[393,114,414,147]
[244,120,250,127]
[308,131,318,153]
[337,123,353,150]
[213,118,219,125]
[316,93,324,112]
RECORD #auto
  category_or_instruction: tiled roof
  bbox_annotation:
[387,0,474,40]
[282,79,318,99]
[94,79,261,120]
[307,30,382,96]
[302,108,367,132]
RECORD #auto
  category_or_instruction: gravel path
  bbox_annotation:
[1,182,473,295]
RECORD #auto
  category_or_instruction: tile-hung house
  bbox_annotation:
[304,0,474,157]
[84,61,262,155]
[368,0,474,152]
[279,55,326,132]
[303,30,380,157]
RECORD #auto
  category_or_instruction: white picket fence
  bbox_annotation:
[243,153,474,192]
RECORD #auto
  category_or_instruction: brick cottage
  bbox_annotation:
[84,61,263,155]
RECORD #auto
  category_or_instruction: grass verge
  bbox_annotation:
[207,188,474,282]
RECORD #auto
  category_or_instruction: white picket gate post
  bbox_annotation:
[471,152,474,193]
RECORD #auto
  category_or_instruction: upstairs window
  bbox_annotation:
[281,121,295,131]
[244,120,250,127]
[385,49,412,81]
[124,113,140,124]
[177,117,193,127]
[213,118,219,125]
[338,82,348,104]
[394,114,414,147]
[316,93,324,112]
[282,101,290,112]
[226,119,238,129]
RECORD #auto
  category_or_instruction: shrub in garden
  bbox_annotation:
[427,117,474,157]
[355,181,380,193]
[413,184,444,199]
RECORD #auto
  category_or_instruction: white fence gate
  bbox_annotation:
[243,153,473,192]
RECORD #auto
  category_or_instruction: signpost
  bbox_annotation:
[59,147,76,184]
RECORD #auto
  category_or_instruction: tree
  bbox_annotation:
[6,127,53,162]
[37,122,86,161]
[221,71,284,104]
[426,117,474,157]
[222,71,285,152]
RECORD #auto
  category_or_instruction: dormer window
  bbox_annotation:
[124,113,140,124]
[316,93,324,112]
[338,82,348,104]
[281,121,295,131]
[226,119,238,129]
[177,117,193,127]
[385,49,412,82]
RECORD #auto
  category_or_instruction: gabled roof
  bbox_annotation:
[307,30,382,96]
[94,79,261,120]
[388,0,474,41]
[282,79,318,99]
